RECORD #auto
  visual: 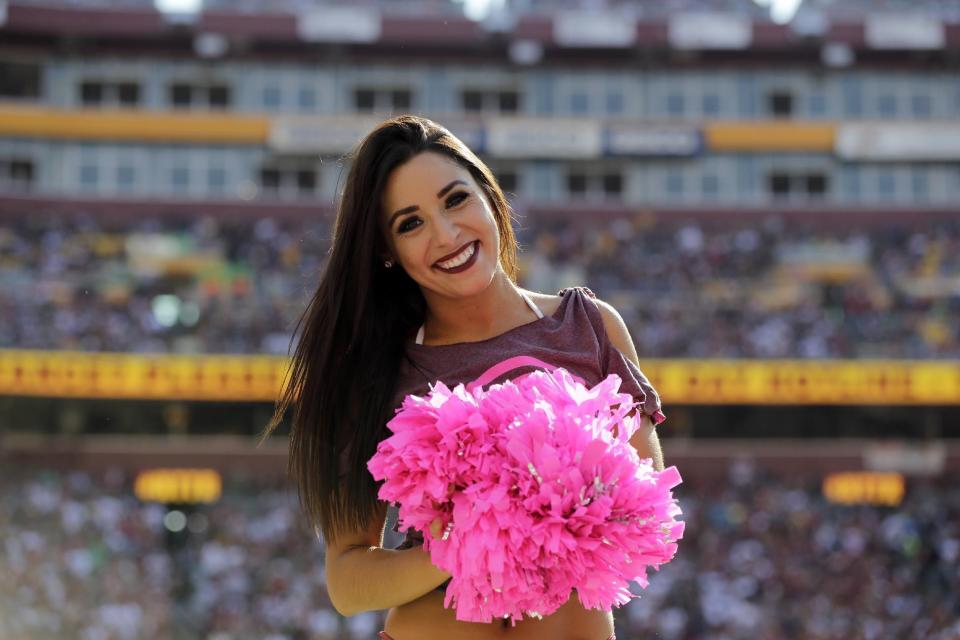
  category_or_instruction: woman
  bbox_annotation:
[262,115,667,640]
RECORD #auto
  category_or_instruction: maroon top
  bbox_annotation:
[389,286,665,562]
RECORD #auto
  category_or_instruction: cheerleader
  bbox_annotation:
[263,115,667,640]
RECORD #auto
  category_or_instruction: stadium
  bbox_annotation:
[1,0,958,637]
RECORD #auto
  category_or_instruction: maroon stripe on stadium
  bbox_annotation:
[381,16,485,46]
[5,3,165,37]
[199,11,298,40]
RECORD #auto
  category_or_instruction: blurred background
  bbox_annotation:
[1,0,959,638]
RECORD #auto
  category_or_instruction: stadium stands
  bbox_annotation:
[3,461,958,639]
[3,211,957,358]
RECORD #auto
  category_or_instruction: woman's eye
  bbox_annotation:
[398,217,421,233]
[446,192,469,208]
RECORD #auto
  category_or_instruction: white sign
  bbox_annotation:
[865,14,945,50]
[669,13,752,50]
[836,123,960,161]
[269,116,381,154]
[486,118,602,159]
[864,443,946,476]
[297,7,381,43]
[553,12,637,48]
[606,126,701,156]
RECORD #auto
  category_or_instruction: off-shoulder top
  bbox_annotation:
[385,286,666,590]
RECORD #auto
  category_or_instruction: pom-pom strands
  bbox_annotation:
[367,356,684,624]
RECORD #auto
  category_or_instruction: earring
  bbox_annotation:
[384,259,394,268]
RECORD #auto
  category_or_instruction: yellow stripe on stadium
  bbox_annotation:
[704,122,836,151]
[0,105,841,152]
[0,350,958,404]
[0,105,268,144]
[0,350,288,401]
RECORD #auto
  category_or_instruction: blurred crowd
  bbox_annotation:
[520,214,960,358]
[621,460,960,640]
[2,461,958,639]
[2,211,958,359]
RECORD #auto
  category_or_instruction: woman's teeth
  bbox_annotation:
[436,242,476,269]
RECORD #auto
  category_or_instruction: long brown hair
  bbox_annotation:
[260,115,519,542]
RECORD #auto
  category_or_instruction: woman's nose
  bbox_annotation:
[432,210,460,245]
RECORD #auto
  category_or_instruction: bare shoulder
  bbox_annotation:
[587,295,640,363]
[522,289,564,317]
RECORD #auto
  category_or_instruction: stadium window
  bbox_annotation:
[806,174,828,198]
[354,88,376,112]
[841,166,861,201]
[570,92,589,115]
[841,75,862,117]
[602,173,623,197]
[10,159,34,184]
[260,168,281,192]
[497,171,517,194]
[391,89,412,111]
[702,93,720,117]
[911,170,929,201]
[768,91,793,118]
[263,84,282,109]
[117,82,140,106]
[208,85,230,109]
[80,81,104,106]
[79,164,99,188]
[567,172,588,197]
[769,172,791,198]
[911,94,932,119]
[877,94,897,118]
[877,171,896,198]
[296,169,316,192]
[117,165,136,190]
[0,61,41,98]
[702,173,720,197]
[665,169,684,197]
[462,90,484,112]
[208,167,227,194]
[666,93,685,116]
[498,91,519,114]
[1,158,34,190]
[298,87,316,111]
[809,93,826,117]
[171,167,190,190]
[605,91,624,115]
[170,83,193,108]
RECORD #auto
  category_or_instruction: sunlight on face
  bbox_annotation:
[381,151,501,299]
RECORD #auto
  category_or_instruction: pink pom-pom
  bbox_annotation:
[367,360,684,624]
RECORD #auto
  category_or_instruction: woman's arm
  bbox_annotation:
[592,298,666,472]
[324,504,452,616]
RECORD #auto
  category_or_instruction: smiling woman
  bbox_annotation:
[259,115,665,640]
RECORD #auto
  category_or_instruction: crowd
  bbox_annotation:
[2,460,958,639]
[2,211,957,359]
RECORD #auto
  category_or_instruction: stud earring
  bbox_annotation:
[384,259,394,268]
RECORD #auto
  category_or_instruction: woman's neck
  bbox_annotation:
[420,271,533,345]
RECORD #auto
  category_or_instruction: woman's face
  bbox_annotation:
[381,151,501,299]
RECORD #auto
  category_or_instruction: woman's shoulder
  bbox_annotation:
[521,288,565,317]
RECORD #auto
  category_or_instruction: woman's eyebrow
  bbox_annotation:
[388,179,468,228]
[436,179,466,199]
